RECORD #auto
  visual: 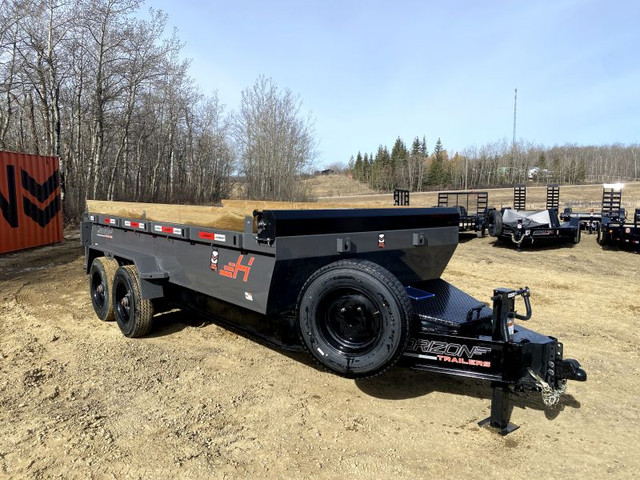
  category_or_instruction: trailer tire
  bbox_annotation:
[487,210,503,237]
[597,225,608,246]
[89,257,119,321]
[296,259,412,379]
[112,265,154,338]
[572,226,581,244]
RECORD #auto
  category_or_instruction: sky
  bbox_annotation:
[145,0,640,167]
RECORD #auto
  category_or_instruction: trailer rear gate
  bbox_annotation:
[0,151,63,254]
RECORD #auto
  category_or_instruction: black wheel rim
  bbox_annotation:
[91,271,106,309]
[318,289,382,354]
[115,281,132,325]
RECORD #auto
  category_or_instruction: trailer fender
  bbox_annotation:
[568,217,581,228]
[86,246,167,299]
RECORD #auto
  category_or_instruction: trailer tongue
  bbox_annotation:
[82,203,586,434]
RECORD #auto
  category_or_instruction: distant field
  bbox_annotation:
[310,175,640,210]
[304,173,376,197]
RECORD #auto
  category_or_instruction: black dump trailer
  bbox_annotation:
[82,206,586,434]
[437,191,489,236]
[486,184,581,248]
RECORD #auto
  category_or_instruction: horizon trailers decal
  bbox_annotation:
[404,337,497,371]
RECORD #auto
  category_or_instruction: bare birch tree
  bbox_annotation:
[234,76,316,200]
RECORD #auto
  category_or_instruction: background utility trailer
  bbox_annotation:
[560,184,626,234]
[436,191,489,236]
[486,184,581,248]
[598,208,640,250]
[82,204,586,434]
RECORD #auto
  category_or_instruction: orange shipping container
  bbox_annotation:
[0,151,63,254]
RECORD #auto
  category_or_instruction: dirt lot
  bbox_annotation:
[1,186,639,479]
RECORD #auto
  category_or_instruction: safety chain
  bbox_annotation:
[527,368,567,407]
[510,233,526,245]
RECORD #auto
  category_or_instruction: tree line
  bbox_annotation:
[349,136,449,191]
[0,0,316,220]
[350,137,640,192]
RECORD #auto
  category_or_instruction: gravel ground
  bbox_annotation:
[1,223,638,479]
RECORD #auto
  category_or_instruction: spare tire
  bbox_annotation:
[296,259,412,378]
[487,209,503,237]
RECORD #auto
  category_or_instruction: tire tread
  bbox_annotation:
[90,257,119,321]
[114,265,154,337]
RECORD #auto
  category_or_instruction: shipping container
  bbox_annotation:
[0,151,63,254]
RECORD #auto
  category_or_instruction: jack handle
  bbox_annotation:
[513,287,532,321]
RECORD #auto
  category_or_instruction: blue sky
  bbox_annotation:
[147,0,640,167]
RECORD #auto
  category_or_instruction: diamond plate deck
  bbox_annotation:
[408,279,492,335]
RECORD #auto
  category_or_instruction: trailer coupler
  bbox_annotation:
[557,358,587,382]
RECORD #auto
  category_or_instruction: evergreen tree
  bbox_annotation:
[362,153,370,183]
[538,152,547,171]
[537,152,547,182]
[354,152,363,180]
[411,137,421,156]
[391,137,408,161]
[427,138,443,185]
[420,136,428,156]
[391,137,408,187]
[372,145,392,190]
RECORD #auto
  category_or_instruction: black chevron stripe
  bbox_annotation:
[1,165,19,228]
[22,195,61,228]
[21,169,60,203]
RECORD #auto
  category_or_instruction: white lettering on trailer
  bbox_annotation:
[407,339,492,358]
[244,292,253,301]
